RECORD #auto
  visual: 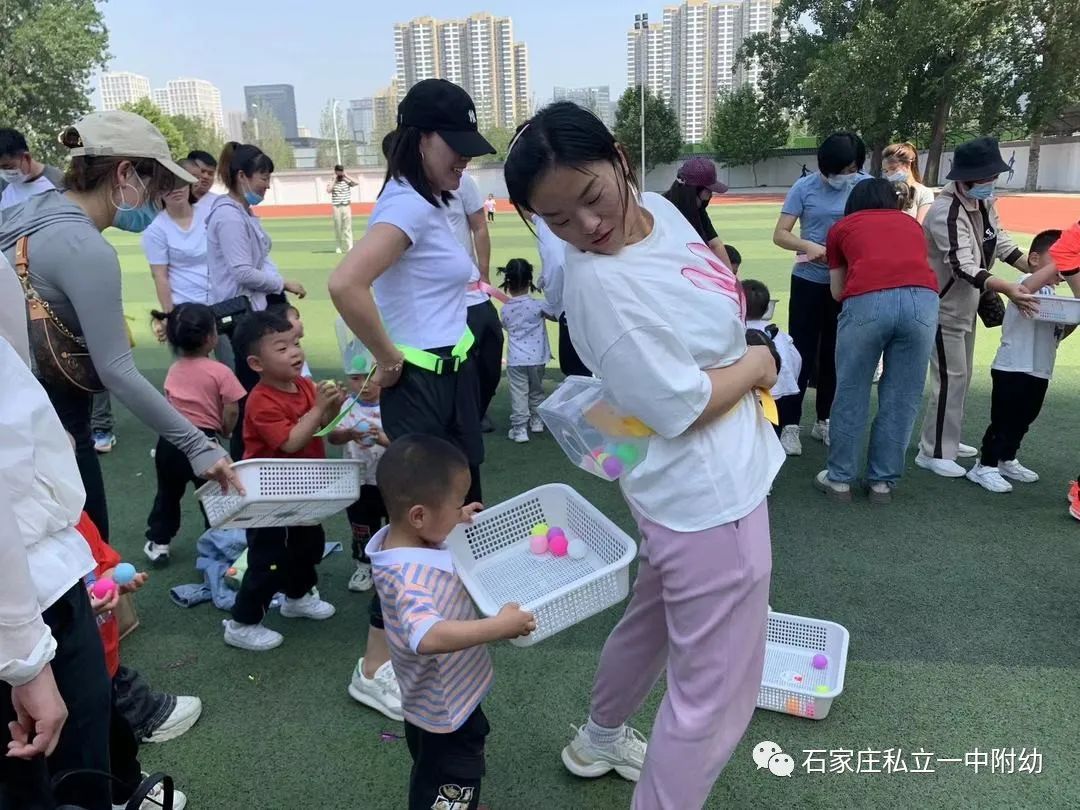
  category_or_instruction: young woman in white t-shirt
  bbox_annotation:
[328,78,496,726]
[882,142,935,223]
[504,102,784,808]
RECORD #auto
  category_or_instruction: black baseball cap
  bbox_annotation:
[397,79,496,158]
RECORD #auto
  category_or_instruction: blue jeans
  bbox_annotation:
[827,287,938,485]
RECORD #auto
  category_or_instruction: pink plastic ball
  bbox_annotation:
[812,653,828,670]
[549,536,569,557]
[529,535,548,555]
[92,578,116,600]
[547,526,565,541]
[602,456,625,478]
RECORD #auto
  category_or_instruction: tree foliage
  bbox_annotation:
[614,87,682,177]
[316,100,357,168]
[474,127,514,165]
[243,108,295,170]
[0,0,109,164]
[171,114,224,159]
[709,86,788,185]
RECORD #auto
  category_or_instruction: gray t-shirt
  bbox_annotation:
[0,191,225,474]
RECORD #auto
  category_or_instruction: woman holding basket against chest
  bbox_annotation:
[504,102,784,809]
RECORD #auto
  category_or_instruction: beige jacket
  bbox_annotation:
[923,182,1024,331]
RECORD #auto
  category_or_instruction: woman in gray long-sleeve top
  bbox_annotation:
[205,142,305,458]
[0,111,241,540]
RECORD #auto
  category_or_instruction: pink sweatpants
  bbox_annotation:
[590,500,772,810]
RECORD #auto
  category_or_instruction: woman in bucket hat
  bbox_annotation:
[916,136,1038,479]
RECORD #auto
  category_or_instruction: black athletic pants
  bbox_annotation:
[466,300,504,419]
[231,524,325,625]
[44,384,109,541]
[405,705,489,810]
[558,314,591,377]
[980,369,1049,467]
[145,430,216,546]
[347,485,387,563]
[787,274,839,423]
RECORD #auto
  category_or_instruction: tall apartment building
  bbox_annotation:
[243,84,299,139]
[158,79,225,132]
[151,87,170,111]
[393,13,531,131]
[553,86,614,129]
[626,0,779,143]
[347,98,375,144]
[99,72,152,111]
[371,79,401,147]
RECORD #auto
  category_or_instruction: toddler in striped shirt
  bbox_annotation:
[367,434,536,810]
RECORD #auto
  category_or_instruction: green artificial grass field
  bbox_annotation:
[101,207,1080,809]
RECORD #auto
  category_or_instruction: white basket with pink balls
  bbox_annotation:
[445,483,637,646]
[757,611,850,720]
[537,376,652,482]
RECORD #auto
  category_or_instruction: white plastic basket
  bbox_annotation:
[1030,294,1080,325]
[196,459,362,529]
[445,483,637,646]
[757,611,850,721]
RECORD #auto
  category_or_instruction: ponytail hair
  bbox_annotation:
[217,141,274,192]
[151,303,217,355]
[497,257,536,294]
[883,141,922,184]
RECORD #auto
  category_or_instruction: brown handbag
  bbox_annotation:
[13,236,104,393]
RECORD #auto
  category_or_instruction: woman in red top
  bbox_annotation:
[816,178,940,503]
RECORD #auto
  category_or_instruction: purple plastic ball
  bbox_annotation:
[811,653,828,670]
[602,455,625,478]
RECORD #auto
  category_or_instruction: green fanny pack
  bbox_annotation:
[397,328,475,374]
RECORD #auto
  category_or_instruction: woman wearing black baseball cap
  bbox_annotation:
[328,79,495,739]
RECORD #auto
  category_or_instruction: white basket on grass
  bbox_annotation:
[757,611,850,720]
[196,459,362,529]
[445,483,637,646]
[1030,294,1080,325]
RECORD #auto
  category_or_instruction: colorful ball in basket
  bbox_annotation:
[531,522,549,537]
[601,455,624,478]
[568,539,587,559]
[815,684,830,694]
[546,526,565,541]
[112,562,137,586]
[92,578,117,600]
[529,535,548,555]
[785,697,801,715]
[549,535,569,557]
[812,653,828,670]
[613,443,641,465]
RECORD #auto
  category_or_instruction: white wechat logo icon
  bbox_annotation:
[753,741,795,777]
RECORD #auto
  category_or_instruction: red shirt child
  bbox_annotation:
[244,376,327,459]
[826,208,938,301]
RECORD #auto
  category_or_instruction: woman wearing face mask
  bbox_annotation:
[662,157,735,270]
[504,102,783,809]
[0,111,241,541]
[205,142,306,458]
[772,131,869,453]
[916,136,1036,479]
[882,141,934,223]
[328,79,496,725]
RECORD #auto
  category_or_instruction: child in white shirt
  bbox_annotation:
[968,229,1071,493]
[499,258,556,443]
[742,279,803,456]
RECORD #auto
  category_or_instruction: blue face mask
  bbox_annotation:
[965,181,995,200]
[244,190,264,206]
[826,173,858,191]
[886,171,909,183]
[113,202,157,233]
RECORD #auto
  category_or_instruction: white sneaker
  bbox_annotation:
[811,419,830,446]
[223,619,283,651]
[508,426,529,443]
[562,723,648,782]
[143,541,171,567]
[966,463,1013,493]
[348,659,404,722]
[999,458,1039,483]
[915,451,967,478]
[280,592,336,620]
[142,696,202,744]
[780,425,802,456]
[93,431,116,454]
[956,442,979,459]
[529,415,545,433]
[348,561,373,592]
[113,776,187,810]
[335,247,343,254]
[813,470,851,503]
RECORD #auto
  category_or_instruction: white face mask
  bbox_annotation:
[0,168,27,184]
[886,170,909,183]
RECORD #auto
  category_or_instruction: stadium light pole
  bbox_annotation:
[634,12,649,186]
[332,99,343,166]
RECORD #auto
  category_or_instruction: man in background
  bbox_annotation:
[187,149,219,214]
[0,128,65,215]
[327,164,358,254]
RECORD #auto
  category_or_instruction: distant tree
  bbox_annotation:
[171,114,224,160]
[316,100,357,168]
[243,108,294,169]
[120,98,187,158]
[0,0,109,164]
[475,127,513,165]
[709,86,788,185]
[614,87,682,178]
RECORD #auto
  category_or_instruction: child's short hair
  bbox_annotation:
[724,244,742,268]
[232,310,294,363]
[498,257,536,294]
[1030,229,1062,257]
[268,302,300,321]
[741,279,771,321]
[150,303,216,355]
[377,434,469,521]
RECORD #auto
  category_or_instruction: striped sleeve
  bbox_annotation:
[929,197,989,289]
[397,580,443,653]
